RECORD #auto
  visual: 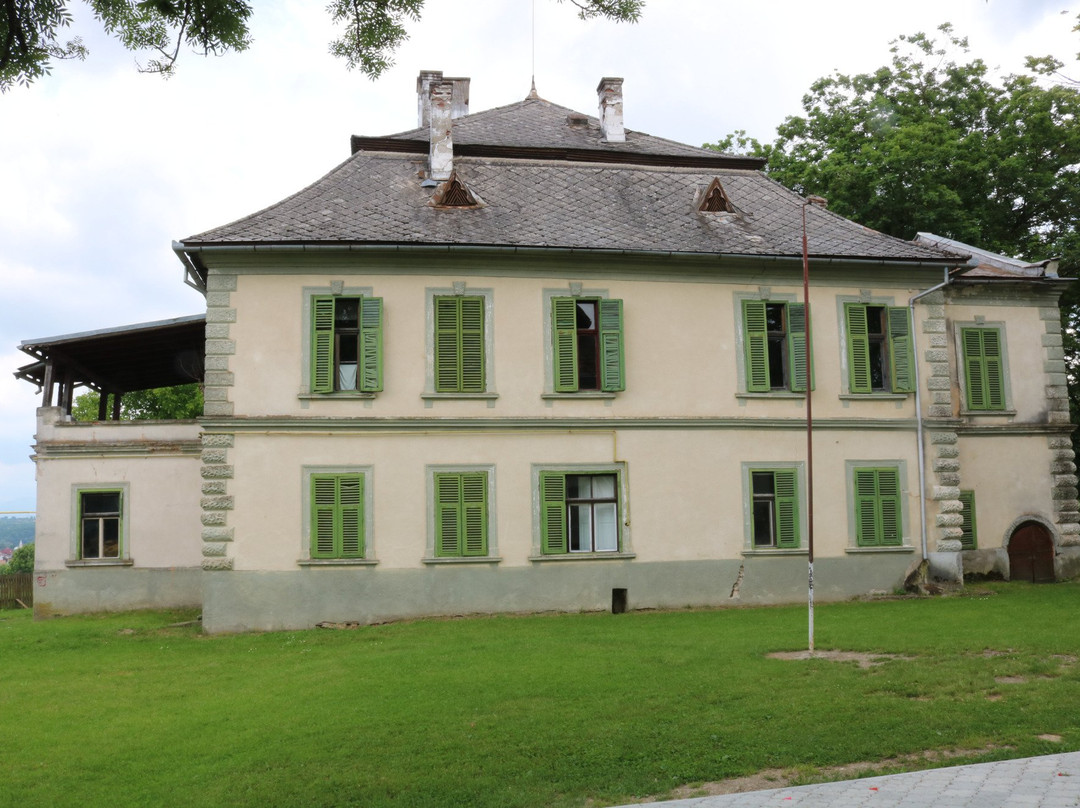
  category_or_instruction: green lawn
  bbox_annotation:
[2,583,1079,808]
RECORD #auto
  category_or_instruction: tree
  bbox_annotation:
[1,0,644,91]
[708,25,1080,445]
[2,543,34,574]
[72,383,203,421]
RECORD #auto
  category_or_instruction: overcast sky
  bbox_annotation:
[1,0,1077,514]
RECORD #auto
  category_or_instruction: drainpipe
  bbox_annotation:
[909,268,956,561]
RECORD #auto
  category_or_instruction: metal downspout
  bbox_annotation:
[910,268,954,561]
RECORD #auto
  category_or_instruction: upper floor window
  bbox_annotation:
[435,296,486,393]
[843,303,914,394]
[961,327,1005,411]
[742,300,808,393]
[551,298,624,393]
[311,295,383,393]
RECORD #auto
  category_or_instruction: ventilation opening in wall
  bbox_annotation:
[611,588,628,614]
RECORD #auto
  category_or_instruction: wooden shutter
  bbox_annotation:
[877,468,902,546]
[540,472,568,554]
[459,297,485,393]
[434,297,461,393]
[959,490,977,550]
[311,474,364,558]
[854,468,881,546]
[552,298,579,393]
[359,297,383,393]
[743,300,770,392]
[311,296,336,393]
[787,303,810,393]
[311,475,338,557]
[887,307,915,393]
[963,328,1004,410]
[461,472,488,556]
[845,304,872,394]
[338,475,364,557]
[434,473,461,556]
[773,469,800,548]
[598,298,625,392]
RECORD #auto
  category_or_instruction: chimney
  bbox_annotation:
[417,70,470,128]
[429,79,454,180]
[597,77,625,143]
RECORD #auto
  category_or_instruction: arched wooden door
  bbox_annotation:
[1008,522,1055,583]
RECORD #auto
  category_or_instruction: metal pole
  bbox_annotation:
[802,200,816,654]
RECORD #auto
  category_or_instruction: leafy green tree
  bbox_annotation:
[708,25,1080,445]
[1,0,644,90]
[72,383,203,421]
[2,543,34,574]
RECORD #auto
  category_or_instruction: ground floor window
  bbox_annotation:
[80,491,122,559]
[540,472,619,554]
[959,490,978,550]
[853,467,902,547]
[310,473,365,558]
[750,469,800,548]
[434,471,489,557]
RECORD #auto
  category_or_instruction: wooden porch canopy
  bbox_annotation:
[14,315,205,420]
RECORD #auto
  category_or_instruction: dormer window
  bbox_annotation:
[699,178,734,213]
[431,172,482,208]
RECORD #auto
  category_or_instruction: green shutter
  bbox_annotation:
[845,304,872,394]
[435,297,461,393]
[338,475,364,557]
[552,298,579,393]
[434,472,488,557]
[310,474,364,558]
[459,297,485,393]
[743,300,770,392]
[773,469,800,548]
[887,307,915,393]
[963,328,1005,411]
[540,472,568,554]
[958,490,978,550]
[359,297,383,392]
[598,298,625,392]
[311,296,336,393]
[787,303,810,393]
[854,468,901,547]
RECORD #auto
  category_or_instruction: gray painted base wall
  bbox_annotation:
[33,568,203,618]
[202,555,916,633]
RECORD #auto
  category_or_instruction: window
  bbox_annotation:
[959,490,978,550]
[843,303,914,394]
[311,295,383,393]
[749,470,800,548]
[551,298,625,392]
[434,472,489,557]
[435,296,485,393]
[80,491,122,559]
[961,327,1005,411]
[540,472,619,553]
[742,300,808,393]
[853,467,903,547]
[310,474,365,559]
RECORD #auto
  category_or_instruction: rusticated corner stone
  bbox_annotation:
[931,432,958,445]
[936,538,963,552]
[201,496,234,511]
[202,542,229,557]
[933,485,961,501]
[937,446,960,459]
[201,511,227,526]
[201,464,234,479]
[928,405,953,418]
[936,513,965,528]
[202,481,227,495]
[202,401,235,417]
[202,433,235,448]
[937,473,961,486]
[933,458,960,473]
[202,449,227,464]
[202,557,234,571]
[938,499,964,514]
[1049,437,1073,450]
[201,526,234,541]
[206,273,237,292]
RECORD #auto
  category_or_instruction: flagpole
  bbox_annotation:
[802,199,817,654]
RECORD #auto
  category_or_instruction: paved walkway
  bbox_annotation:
[617,752,1080,808]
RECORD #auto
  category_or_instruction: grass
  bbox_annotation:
[2,582,1079,808]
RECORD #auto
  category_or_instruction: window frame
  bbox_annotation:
[549,296,625,394]
[301,285,379,398]
[68,483,131,566]
[740,463,805,553]
[733,292,808,397]
[845,462,910,550]
[837,297,915,397]
[300,466,376,565]
[425,466,499,563]
[423,286,497,400]
[531,464,632,560]
[956,323,1011,413]
[542,288,623,398]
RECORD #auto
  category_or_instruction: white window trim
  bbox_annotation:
[299,284,376,397]
[529,462,633,560]
[422,285,497,401]
[67,482,132,566]
[953,319,1015,416]
[739,461,807,554]
[424,464,499,563]
[299,465,376,565]
[843,459,914,552]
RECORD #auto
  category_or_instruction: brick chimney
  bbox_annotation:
[597,77,625,143]
[417,70,470,128]
[428,79,455,180]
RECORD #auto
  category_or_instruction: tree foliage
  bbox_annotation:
[1,0,644,90]
[708,24,1080,445]
[2,543,34,574]
[72,383,203,421]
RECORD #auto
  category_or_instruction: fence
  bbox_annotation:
[0,574,33,609]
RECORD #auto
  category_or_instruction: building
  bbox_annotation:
[16,73,1078,632]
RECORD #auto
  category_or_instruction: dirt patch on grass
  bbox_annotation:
[767,649,913,669]
[626,746,1007,804]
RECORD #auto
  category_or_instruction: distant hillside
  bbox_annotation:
[0,517,35,549]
